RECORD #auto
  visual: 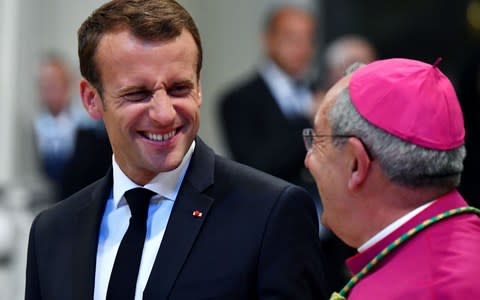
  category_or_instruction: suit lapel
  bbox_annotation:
[144,138,215,299]
[72,170,112,300]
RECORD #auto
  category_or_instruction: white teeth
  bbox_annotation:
[146,130,175,142]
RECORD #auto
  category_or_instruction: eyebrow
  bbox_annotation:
[115,77,196,95]
[116,85,149,95]
[169,79,195,87]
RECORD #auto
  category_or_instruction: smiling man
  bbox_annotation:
[25,1,326,300]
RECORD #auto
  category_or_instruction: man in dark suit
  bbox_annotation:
[219,4,317,189]
[25,1,326,299]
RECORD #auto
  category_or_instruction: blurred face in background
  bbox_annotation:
[264,8,316,78]
[326,38,376,88]
[38,61,71,116]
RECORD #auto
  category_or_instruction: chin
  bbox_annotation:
[157,155,185,172]
[151,162,180,174]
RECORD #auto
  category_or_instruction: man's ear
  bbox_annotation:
[80,79,103,120]
[347,137,371,190]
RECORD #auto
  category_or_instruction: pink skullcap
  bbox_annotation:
[349,58,465,150]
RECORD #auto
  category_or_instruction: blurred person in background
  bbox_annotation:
[34,54,78,198]
[322,35,377,89]
[305,58,480,299]
[219,2,318,192]
[34,53,111,201]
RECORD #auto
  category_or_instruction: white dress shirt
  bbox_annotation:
[94,141,195,300]
[259,60,314,119]
[34,109,77,160]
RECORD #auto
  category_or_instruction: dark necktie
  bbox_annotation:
[106,188,155,300]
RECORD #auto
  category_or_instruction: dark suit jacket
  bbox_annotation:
[60,127,112,199]
[219,73,311,187]
[25,138,327,300]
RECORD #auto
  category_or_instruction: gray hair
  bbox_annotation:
[329,72,466,189]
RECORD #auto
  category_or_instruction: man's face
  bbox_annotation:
[82,29,201,185]
[265,8,315,78]
[304,75,352,232]
[39,62,71,116]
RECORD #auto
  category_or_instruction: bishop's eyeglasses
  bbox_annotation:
[302,128,354,151]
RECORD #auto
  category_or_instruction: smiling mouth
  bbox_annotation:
[142,129,178,142]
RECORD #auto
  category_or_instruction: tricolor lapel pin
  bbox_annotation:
[192,210,203,218]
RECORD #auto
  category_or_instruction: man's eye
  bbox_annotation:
[168,85,192,97]
[123,91,151,102]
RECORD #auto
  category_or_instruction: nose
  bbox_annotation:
[149,90,176,125]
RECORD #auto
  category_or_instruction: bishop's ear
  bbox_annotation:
[80,79,103,120]
[347,137,371,190]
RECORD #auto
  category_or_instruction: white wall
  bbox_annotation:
[0,0,19,184]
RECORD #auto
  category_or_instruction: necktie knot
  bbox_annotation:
[124,188,155,220]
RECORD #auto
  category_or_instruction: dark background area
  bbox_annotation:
[322,0,480,206]
[322,0,478,82]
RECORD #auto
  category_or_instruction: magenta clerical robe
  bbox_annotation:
[345,189,480,299]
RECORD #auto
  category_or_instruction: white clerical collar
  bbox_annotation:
[358,200,435,252]
[112,141,196,208]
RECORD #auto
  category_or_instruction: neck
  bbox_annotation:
[355,183,449,248]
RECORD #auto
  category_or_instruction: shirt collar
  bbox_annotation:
[40,107,72,122]
[259,60,296,95]
[112,141,196,208]
[259,60,313,118]
[358,200,435,252]
[346,190,468,274]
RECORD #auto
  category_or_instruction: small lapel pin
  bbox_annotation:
[192,210,203,218]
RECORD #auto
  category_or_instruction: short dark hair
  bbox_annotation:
[78,0,202,95]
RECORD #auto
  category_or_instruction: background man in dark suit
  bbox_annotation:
[34,53,112,202]
[25,1,326,299]
[219,3,318,190]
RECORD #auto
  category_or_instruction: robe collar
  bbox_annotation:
[346,189,468,274]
